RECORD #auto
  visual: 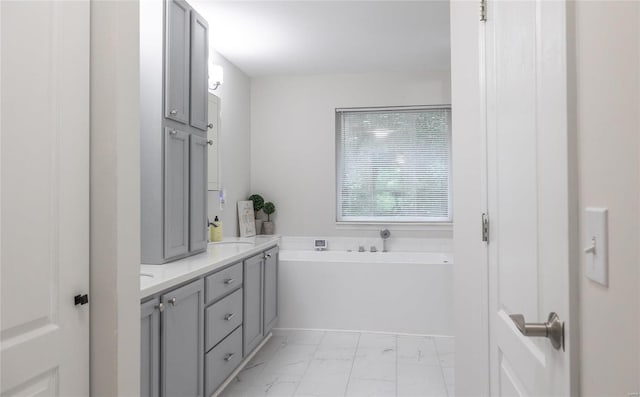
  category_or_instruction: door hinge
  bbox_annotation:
[74,294,89,306]
[480,0,487,22]
[482,213,490,242]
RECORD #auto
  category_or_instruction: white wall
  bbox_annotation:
[206,50,252,238]
[250,71,451,238]
[571,2,640,395]
[90,1,140,395]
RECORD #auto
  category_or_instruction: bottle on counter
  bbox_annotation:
[209,216,223,242]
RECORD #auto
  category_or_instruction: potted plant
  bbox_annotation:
[248,194,265,234]
[262,201,276,235]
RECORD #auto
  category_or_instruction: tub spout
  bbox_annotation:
[380,228,391,252]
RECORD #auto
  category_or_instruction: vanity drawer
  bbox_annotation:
[205,261,243,305]
[205,288,243,351]
[205,326,243,397]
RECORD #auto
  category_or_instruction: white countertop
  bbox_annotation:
[140,235,280,299]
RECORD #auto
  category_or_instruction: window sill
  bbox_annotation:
[335,221,453,232]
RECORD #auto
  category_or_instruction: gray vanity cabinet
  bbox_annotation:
[140,298,160,397]
[165,0,190,124]
[164,128,190,259]
[243,253,263,355]
[189,10,209,131]
[140,244,279,396]
[189,134,208,251]
[263,247,279,335]
[161,279,204,397]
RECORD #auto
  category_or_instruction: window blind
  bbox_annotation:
[336,106,451,222]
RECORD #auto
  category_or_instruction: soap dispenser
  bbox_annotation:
[209,216,223,242]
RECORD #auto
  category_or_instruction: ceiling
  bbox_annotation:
[192,1,451,77]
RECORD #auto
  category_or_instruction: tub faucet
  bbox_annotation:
[380,228,391,252]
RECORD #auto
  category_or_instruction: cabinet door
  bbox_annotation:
[207,94,219,191]
[164,128,189,259]
[189,134,208,251]
[141,299,160,397]
[165,0,190,123]
[263,247,279,334]
[189,10,208,131]
[161,279,204,397]
[243,253,263,355]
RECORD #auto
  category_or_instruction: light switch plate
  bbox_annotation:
[584,207,608,286]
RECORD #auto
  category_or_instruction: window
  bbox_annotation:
[336,106,451,223]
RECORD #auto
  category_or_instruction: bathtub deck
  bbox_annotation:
[219,329,455,397]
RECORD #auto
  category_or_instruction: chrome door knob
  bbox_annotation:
[509,312,564,350]
[207,140,214,146]
[208,123,214,129]
[170,109,178,115]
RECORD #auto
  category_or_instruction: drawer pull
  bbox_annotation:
[224,313,235,321]
[224,353,235,362]
[223,278,235,285]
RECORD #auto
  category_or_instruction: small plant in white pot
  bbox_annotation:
[248,194,264,234]
[262,202,276,235]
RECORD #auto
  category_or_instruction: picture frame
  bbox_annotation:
[237,200,256,237]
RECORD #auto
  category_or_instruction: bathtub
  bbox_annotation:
[278,250,453,336]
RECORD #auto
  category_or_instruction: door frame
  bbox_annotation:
[450,1,580,394]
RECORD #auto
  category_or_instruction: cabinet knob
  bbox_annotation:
[207,123,214,129]
[265,253,272,259]
[156,303,165,312]
[169,130,177,136]
[224,278,235,285]
[207,140,214,146]
[224,353,235,362]
[224,313,235,321]
[168,297,177,306]
[170,109,178,115]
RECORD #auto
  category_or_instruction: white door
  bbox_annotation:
[485,0,574,395]
[1,1,90,395]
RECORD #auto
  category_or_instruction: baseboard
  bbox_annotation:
[272,327,454,339]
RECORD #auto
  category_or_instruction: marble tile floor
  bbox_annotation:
[219,330,455,397]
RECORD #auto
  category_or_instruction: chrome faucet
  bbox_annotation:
[380,228,391,252]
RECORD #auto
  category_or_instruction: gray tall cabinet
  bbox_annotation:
[141,0,210,264]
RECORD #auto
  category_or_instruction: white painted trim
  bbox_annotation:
[273,327,454,339]
[335,222,453,232]
[450,1,491,395]
[90,1,141,395]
